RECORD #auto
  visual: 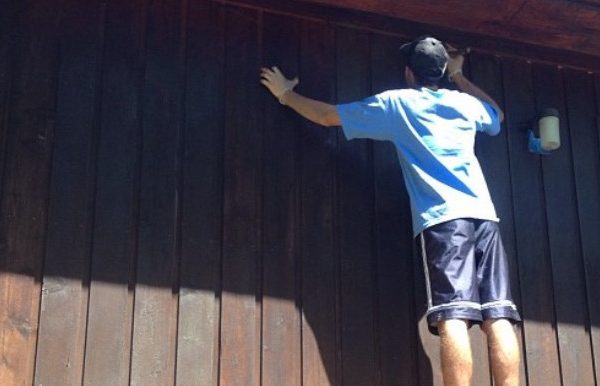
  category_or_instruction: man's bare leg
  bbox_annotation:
[438,319,472,386]
[482,319,520,386]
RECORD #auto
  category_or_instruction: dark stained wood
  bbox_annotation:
[33,1,103,384]
[335,26,380,386]
[592,74,600,383]
[0,0,18,204]
[370,33,420,386]
[298,18,340,386]
[175,1,224,385]
[219,6,262,386]
[565,69,600,385]
[82,0,146,384]
[294,0,600,60]
[470,52,527,386]
[533,63,596,386]
[261,13,302,386]
[129,0,183,383]
[502,57,561,386]
[2,2,600,386]
[0,0,61,384]
[414,251,444,385]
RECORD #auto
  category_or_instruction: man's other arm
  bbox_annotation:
[260,66,341,127]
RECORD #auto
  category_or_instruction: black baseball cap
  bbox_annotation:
[400,36,448,83]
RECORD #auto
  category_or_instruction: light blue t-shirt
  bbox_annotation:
[336,87,501,237]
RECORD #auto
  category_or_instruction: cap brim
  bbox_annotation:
[399,41,413,54]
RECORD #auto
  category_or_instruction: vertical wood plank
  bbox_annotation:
[592,73,600,385]
[33,1,104,384]
[175,1,224,385]
[502,57,561,386]
[470,52,527,386]
[261,12,302,386]
[0,1,61,384]
[129,0,183,384]
[219,6,262,386]
[370,33,420,386]
[335,26,379,386]
[566,70,600,386]
[415,241,443,385]
[299,18,339,386]
[533,64,596,386]
[458,58,492,386]
[82,0,146,384]
[0,0,19,203]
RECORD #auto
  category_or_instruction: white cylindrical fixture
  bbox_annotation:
[539,108,560,151]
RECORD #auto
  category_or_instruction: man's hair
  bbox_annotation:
[413,72,441,87]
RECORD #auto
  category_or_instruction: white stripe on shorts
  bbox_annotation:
[425,300,482,316]
[481,299,518,310]
[419,233,433,310]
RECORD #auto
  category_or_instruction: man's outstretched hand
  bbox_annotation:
[260,66,298,103]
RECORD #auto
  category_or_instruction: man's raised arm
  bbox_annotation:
[446,48,505,123]
[260,66,341,127]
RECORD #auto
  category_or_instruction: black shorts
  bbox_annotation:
[417,218,521,335]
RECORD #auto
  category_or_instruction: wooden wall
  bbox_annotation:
[0,0,599,385]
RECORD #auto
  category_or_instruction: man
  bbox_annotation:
[260,36,521,386]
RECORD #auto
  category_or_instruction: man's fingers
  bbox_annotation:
[445,43,457,52]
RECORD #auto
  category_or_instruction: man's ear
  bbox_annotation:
[404,66,415,86]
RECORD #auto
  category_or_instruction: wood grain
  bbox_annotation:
[370,32,420,386]
[219,6,262,386]
[175,1,224,385]
[335,25,380,386]
[33,1,103,384]
[0,0,61,384]
[502,57,561,386]
[129,0,183,383]
[470,52,527,386]
[299,18,339,386]
[261,13,302,386]
[533,63,596,386]
[82,0,146,384]
[565,69,600,386]
[294,0,600,59]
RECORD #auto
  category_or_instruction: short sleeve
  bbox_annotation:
[475,100,501,136]
[336,92,396,141]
